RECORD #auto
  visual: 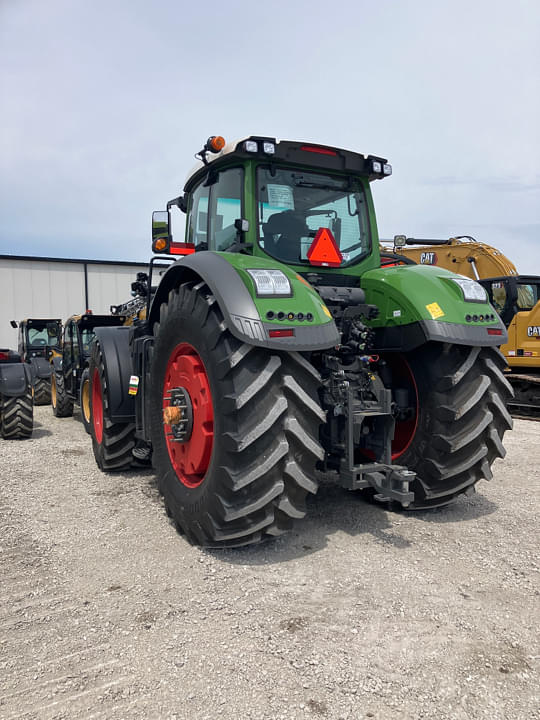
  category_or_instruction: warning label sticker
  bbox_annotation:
[267,184,295,210]
[426,302,445,319]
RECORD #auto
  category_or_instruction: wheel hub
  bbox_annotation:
[163,343,214,488]
[162,386,193,442]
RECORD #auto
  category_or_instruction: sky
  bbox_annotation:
[1,0,539,272]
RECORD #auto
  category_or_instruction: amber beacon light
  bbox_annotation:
[206,135,226,153]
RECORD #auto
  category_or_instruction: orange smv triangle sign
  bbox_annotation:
[307,227,343,267]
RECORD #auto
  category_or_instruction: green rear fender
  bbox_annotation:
[362,265,508,351]
[149,251,339,351]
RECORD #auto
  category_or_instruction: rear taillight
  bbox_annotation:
[487,328,503,336]
[0,351,10,361]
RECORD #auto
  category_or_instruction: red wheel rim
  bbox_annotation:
[386,354,419,460]
[92,368,104,444]
[163,343,214,488]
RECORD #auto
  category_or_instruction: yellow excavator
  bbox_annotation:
[380,236,540,419]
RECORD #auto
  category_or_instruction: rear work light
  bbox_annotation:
[244,141,258,153]
[268,329,295,338]
[300,145,338,156]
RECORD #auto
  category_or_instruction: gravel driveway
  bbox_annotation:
[1,407,538,720]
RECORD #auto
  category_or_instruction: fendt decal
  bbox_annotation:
[420,251,438,265]
[527,326,540,337]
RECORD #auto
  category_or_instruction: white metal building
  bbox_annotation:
[0,254,154,349]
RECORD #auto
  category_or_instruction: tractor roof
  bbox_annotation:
[183,136,391,191]
[66,314,126,329]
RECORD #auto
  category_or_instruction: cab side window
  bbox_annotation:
[209,168,243,251]
[186,184,210,248]
[63,322,73,366]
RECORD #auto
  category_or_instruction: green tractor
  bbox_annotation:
[88,135,513,547]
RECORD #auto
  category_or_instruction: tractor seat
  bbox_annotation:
[262,210,309,263]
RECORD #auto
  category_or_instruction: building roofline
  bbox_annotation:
[0,253,152,268]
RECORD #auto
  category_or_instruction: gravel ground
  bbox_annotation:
[0,406,539,720]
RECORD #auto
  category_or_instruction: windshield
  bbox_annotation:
[516,281,539,310]
[257,167,371,266]
[27,325,59,347]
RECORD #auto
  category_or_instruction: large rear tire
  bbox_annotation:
[51,370,73,418]
[0,390,33,439]
[33,377,51,406]
[149,281,325,548]
[89,340,135,471]
[392,343,513,508]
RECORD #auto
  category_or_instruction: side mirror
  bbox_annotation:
[10,320,18,328]
[393,234,407,248]
[152,209,195,257]
[152,210,172,253]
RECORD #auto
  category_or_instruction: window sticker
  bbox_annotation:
[393,309,401,317]
[267,184,295,210]
[426,302,445,319]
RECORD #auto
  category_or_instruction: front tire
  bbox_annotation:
[393,343,513,508]
[33,376,51,405]
[89,340,135,471]
[150,281,325,548]
[51,370,73,418]
[0,390,33,439]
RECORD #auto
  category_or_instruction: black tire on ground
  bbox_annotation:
[51,370,73,418]
[394,343,513,508]
[89,339,135,471]
[33,376,51,405]
[0,390,33,439]
[79,368,91,434]
[149,281,325,548]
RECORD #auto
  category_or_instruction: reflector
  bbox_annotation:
[307,228,343,267]
[268,329,295,338]
[169,242,196,256]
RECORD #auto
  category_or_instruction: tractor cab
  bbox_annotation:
[11,318,62,361]
[479,276,540,327]
[152,135,392,281]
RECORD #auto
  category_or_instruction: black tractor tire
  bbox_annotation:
[393,343,513,508]
[51,370,73,418]
[149,281,325,548]
[79,368,91,434]
[89,339,135,471]
[0,390,33,439]
[33,376,51,406]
